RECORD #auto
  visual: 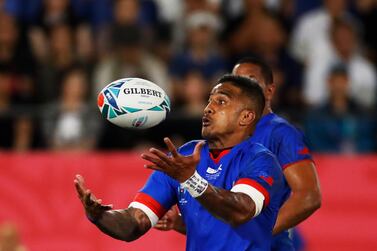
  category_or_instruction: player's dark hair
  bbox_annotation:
[236,56,274,85]
[217,74,265,122]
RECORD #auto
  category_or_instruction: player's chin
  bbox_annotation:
[201,126,214,139]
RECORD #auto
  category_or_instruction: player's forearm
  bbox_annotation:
[273,190,321,235]
[196,185,255,227]
[90,208,151,242]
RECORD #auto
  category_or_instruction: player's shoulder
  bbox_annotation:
[267,113,291,126]
[239,141,281,172]
[242,141,276,161]
[268,113,304,138]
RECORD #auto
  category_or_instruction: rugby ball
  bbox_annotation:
[97,78,170,129]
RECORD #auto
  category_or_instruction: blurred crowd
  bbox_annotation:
[0,0,376,153]
[0,223,26,251]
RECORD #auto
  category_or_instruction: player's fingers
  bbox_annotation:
[74,175,85,188]
[149,148,173,164]
[154,220,169,231]
[156,218,167,225]
[75,175,88,194]
[142,152,170,168]
[74,180,85,199]
[141,153,162,164]
[154,224,167,230]
[154,224,163,229]
[144,163,164,172]
[76,174,85,187]
[193,141,205,161]
[90,192,98,201]
[84,189,95,206]
[164,137,179,157]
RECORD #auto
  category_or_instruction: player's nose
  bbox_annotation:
[203,102,214,115]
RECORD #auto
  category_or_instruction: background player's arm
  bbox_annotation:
[273,161,321,235]
[74,175,151,242]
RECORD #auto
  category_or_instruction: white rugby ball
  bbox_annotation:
[97,78,170,129]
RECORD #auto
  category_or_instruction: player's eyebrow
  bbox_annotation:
[210,90,233,98]
[217,91,232,98]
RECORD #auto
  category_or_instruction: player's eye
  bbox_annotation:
[218,99,226,105]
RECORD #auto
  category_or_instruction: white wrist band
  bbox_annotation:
[180,171,209,198]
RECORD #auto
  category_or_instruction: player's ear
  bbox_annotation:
[265,83,276,101]
[239,110,255,126]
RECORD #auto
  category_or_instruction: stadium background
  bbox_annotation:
[0,0,376,250]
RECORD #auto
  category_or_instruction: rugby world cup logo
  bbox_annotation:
[178,185,188,205]
[132,116,148,128]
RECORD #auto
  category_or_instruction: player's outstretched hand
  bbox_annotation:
[74,174,113,223]
[141,137,205,183]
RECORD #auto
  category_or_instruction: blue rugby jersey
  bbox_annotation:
[251,113,313,250]
[131,139,285,251]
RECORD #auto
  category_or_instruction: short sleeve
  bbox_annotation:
[129,171,177,226]
[231,151,282,214]
[275,125,313,170]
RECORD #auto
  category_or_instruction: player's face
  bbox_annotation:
[202,82,246,140]
[232,63,275,103]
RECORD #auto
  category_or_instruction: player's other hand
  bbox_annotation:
[141,137,205,183]
[74,174,113,222]
[154,206,182,231]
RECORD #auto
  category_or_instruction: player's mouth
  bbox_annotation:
[202,116,211,127]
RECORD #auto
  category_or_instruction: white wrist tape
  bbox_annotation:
[180,171,208,198]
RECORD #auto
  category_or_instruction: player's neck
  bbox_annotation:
[207,130,251,150]
[263,104,273,116]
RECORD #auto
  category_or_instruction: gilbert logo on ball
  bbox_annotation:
[97,78,170,129]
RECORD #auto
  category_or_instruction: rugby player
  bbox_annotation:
[156,57,322,250]
[75,75,286,250]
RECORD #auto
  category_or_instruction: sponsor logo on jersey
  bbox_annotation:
[206,164,222,174]
[205,164,222,180]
